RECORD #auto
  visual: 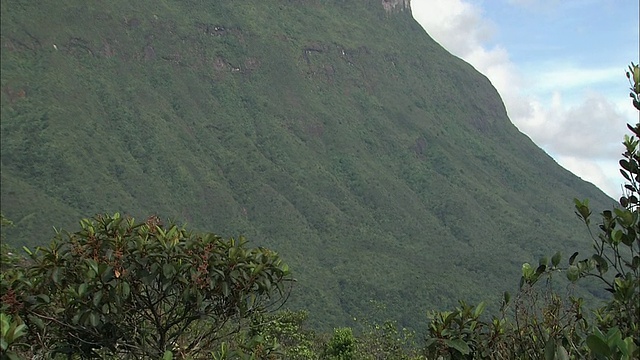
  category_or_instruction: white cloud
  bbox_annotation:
[516,92,627,159]
[528,65,622,94]
[411,0,633,198]
[465,46,519,97]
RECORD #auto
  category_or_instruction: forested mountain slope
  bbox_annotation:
[0,0,614,330]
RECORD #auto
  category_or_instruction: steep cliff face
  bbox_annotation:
[0,0,612,330]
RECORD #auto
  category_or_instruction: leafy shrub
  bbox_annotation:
[0,313,27,360]
[325,327,356,360]
[355,318,421,360]
[7,213,291,359]
[0,218,31,359]
[249,310,320,360]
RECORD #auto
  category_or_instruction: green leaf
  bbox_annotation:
[586,334,611,356]
[12,323,26,340]
[555,344,570,360]
[163,350,174,360]
[100,265,115,283]
[569,252,579,265]
[539,256,548,267]
[37,294,50,304]
[622,337,636,356]
[503,291,511,304]
[22,246,32,256]
[612,230,623,245]
[544,338,556,360]
[614,336,629,356]
[443,338,470,355]
[166,227,178,241]
[444,311,457,325]
[621,231,635,247]
[86,259,99,275]
[121,281,131,299]
[473,301,486,318]
[567,265,580,282]
[163,263,175,278]
[620,159,633,172]
[78,283,88,297]
[0,314,8,337]
[13,324,27,339]
[252,263,264,275]
[574,199,591,221]
[614,209,634,227]
[89,312,99,327]
[591,254,608,274]
[605,327,621,342]
[522,263,533,279]
[51,267,61,284]
[92,290,103,307]
[27,315,45,330]
[551,251,561,267]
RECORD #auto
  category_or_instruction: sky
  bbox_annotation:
[410,0,640,198]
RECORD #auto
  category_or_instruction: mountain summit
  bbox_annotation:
[1,0,612,329]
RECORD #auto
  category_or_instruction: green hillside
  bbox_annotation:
[0,0,614,330]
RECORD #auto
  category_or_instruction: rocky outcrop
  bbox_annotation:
[382,0,411,12]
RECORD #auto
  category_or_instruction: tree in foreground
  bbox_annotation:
[2,213,291,359]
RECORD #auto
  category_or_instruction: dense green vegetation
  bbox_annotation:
[0,0,614,331]
[1,112,638,356]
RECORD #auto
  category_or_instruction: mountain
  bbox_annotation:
[0,0,615,330]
